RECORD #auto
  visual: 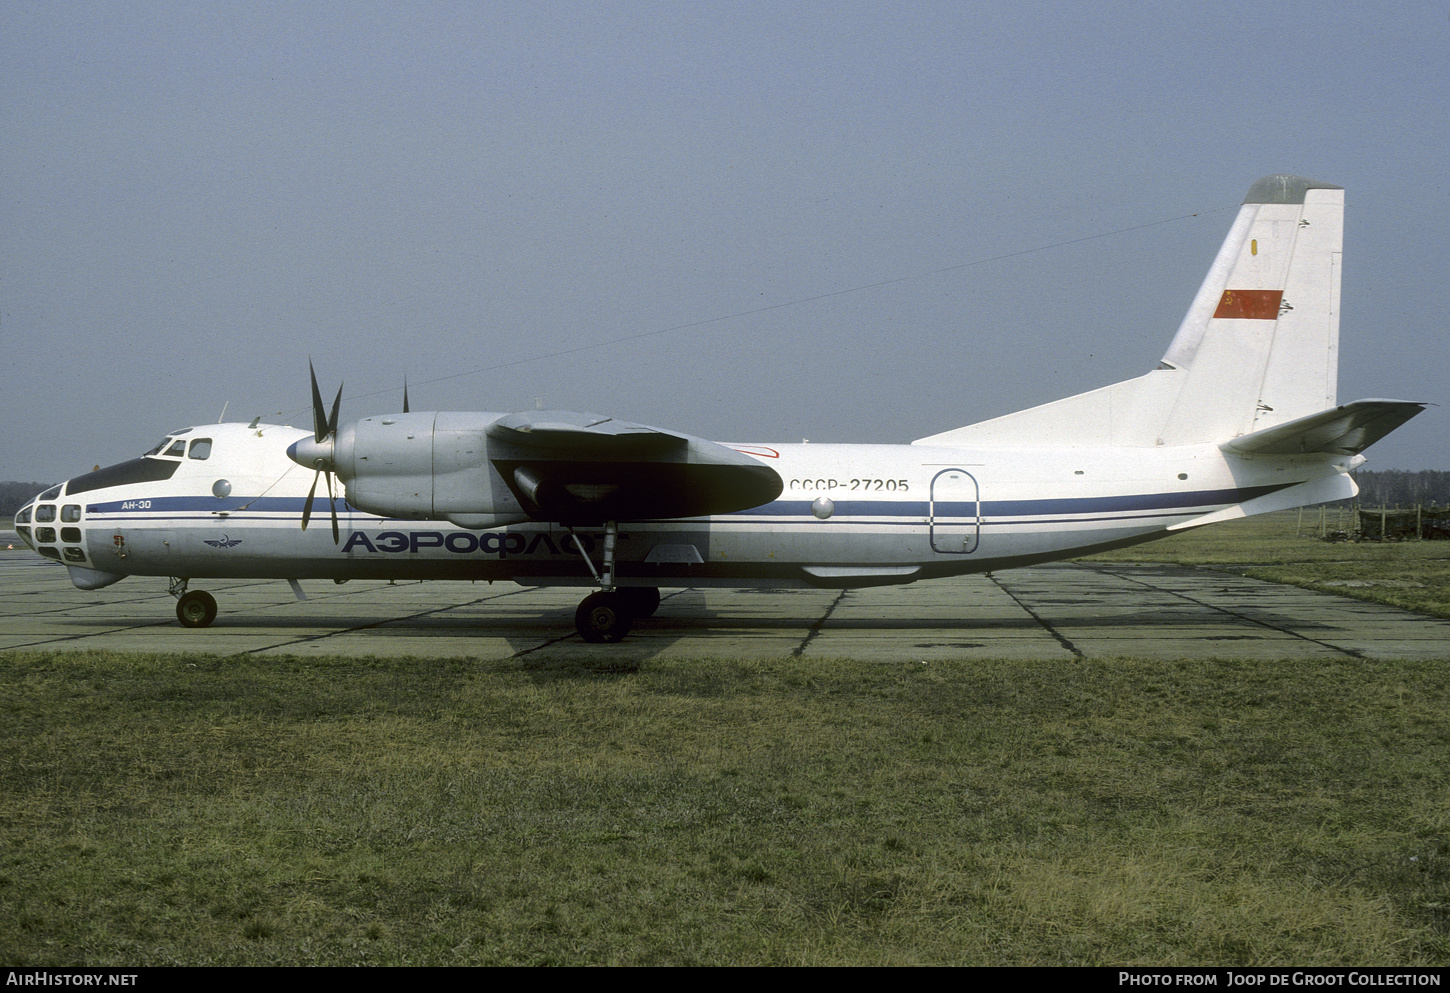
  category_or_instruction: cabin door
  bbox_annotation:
[928,468,980,554]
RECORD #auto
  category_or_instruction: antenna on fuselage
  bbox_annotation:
[217,401,229,423]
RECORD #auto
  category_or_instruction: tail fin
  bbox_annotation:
[1158,174,1344,443]
[915,175,1347,448]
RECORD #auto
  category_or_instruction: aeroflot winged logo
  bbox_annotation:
[203,534,243,548]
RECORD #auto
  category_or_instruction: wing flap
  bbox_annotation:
[486,410,782,523]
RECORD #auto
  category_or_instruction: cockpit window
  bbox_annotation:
[188,439,212,460]
[40,485,62,501]
[144,430,198,458]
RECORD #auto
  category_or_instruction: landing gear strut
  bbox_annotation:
[566,522,659,642]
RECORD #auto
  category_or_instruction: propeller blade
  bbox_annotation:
[302,360,343,540]
[309,360,328,443]
[325,470,339,544]
[302,469,320,531]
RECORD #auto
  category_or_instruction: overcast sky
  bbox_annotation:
[4,0,1446,484]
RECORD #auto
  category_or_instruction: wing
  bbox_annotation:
[486,410,782,524]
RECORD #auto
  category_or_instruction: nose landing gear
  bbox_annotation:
[170,578,218,628]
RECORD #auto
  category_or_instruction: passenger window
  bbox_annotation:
[189,439,212,460]
[35,505,56,523]
[62,505,81,522]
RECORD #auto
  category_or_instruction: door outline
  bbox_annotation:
[929,468,980,554]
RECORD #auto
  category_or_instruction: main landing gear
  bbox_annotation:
[170,578,218,628]
[566,522,660,643]
[575,586,661,643]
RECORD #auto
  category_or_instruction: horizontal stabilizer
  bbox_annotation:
[1222,399,1428,456]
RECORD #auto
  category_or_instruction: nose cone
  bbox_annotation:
[287,435,334,471]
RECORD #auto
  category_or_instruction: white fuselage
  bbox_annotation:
[19,419,1343,592]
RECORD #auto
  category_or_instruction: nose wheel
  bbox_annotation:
[176,589,218,628]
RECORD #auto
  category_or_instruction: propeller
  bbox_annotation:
[299,360,343,544]
[286,365,413,543]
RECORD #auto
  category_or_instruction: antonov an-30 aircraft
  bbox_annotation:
[15,176,1427,642]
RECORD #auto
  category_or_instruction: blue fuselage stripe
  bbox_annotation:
[729,484,1285,519]
[83,484,1287,525]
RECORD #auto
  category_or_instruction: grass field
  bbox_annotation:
[2,512,1448,966]
[2,649,1448,966]
[1077,511,1450,620]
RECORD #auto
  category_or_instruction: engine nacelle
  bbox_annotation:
[333,411,527,528]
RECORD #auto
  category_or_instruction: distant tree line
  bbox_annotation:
[1348,470,1450,509]
[1,481,51,518]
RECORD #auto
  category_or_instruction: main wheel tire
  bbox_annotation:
[176,590,218,628]
[618,586,661,618]
[575,591,634,643]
